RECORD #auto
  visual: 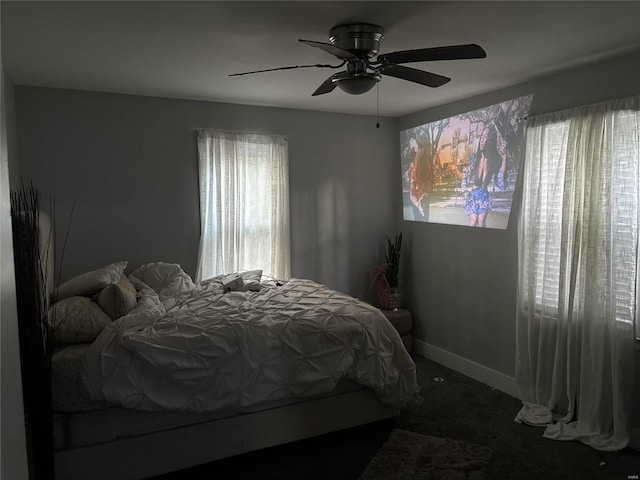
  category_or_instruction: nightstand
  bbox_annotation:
[380,308,413,353]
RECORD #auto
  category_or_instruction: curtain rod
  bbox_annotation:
[192,127,287,137]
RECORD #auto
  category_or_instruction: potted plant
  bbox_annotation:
[369,232,402,309]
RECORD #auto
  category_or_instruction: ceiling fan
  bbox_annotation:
[229,23,486,96]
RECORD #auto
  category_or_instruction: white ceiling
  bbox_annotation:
[3,1,640,117]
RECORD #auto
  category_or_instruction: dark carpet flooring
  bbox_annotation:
[154,355,640,480]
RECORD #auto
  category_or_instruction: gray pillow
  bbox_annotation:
[49,296,112,344]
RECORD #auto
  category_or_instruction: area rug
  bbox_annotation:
[359,429,493,480]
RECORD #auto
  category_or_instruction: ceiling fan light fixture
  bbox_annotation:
[329,24,384,58]
[333,71,381,95]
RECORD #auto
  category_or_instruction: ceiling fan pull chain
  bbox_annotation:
[376,83,380,128]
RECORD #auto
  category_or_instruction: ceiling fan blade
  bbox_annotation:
[229,62,341,77]
[312,75,338,96]
[379,64,450,88]
[378,44,486,65]
[299,39,359,60]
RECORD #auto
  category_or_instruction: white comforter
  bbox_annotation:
[80,263,421,412]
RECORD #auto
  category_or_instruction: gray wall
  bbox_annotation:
[15,88,400,300]
[1,62,29,480]
[399,50,640,377]
[3,62,19,187]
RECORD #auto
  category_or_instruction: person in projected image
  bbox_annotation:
[476,124,507,192]
[409,139,434,222]
[465,176,492,227]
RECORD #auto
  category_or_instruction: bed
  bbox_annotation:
[47,255,420,479]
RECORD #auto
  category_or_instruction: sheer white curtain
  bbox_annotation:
[196,129,290,282]
[515,96,639,451]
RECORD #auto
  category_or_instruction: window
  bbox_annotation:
[519,98,639,337]
[516,99,639,451]
[196,130,290,282]
[521,120,568,316]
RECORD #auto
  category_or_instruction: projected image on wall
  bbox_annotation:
[400,94,533,229]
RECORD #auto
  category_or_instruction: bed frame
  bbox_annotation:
[55,389,397,480]
[39,213,398,480]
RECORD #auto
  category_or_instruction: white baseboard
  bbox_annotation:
[412,338,640,452]
[413,338,520,398]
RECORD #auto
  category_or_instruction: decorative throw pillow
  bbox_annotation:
[56,261,128,300]
[49,296,112,344]
[234,270,263,292]
[96,274,138,320]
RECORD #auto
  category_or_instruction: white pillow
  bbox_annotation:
[56,261,128,300]
[129,262,196,301]
[49,296,112,344]
[234,270,263,292]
